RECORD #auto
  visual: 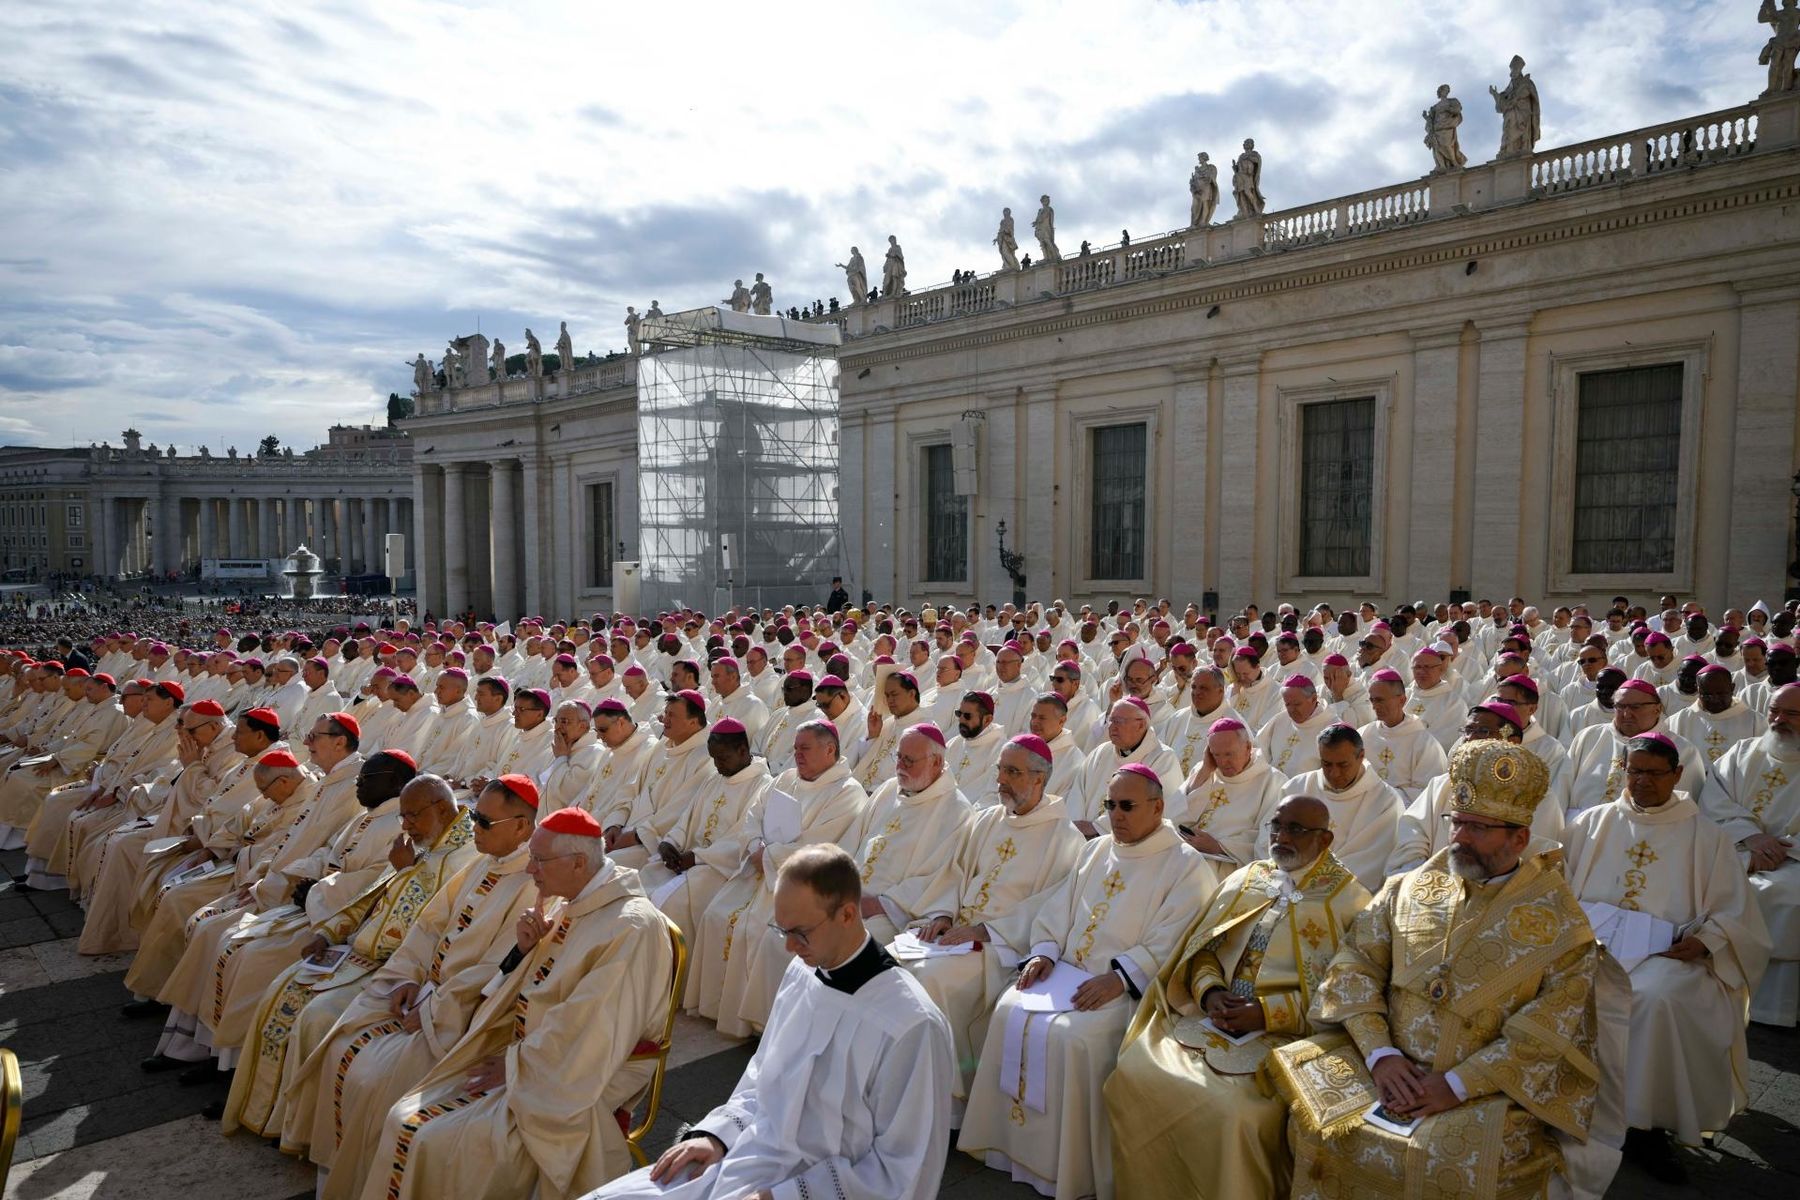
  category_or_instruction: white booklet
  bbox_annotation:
[1013,960,1092,1012]
[1579,901,1676,971]
[760,788,801,846]
[889,930,977,960]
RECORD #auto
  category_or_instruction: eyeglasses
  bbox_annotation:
[1623,766,1675,778]
[1441,814,1518,834]
[1102,798,1149,812]
[528,850,580,866]
[1612,701,1659,712]
[1265,819,1329,838]
[767,918,828,947]
[471,812,529,831]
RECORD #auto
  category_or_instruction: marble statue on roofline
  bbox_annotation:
[725,280,751,312]
[1231,139,1265,220]
[1033,195,1061,263]
[1762,0,1800,95]
[750,272,773,315]
[1189,152,1219,227]
[410,353,432,395]
[882,235,907,296]
[995,208,1019,270]
[524,328,543,378]
[490,338,506,380]
[836,248,868,303]
[556,321,573,370]
[624,306,641,354]
[1424,84,1467,173]
[1490,55,1541,158]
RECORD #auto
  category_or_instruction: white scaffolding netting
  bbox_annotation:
[636,307,844,614]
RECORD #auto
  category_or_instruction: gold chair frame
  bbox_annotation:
[1,1046,21,1187]
[624,917,690,1167]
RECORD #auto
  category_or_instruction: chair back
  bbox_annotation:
[623,916,690,1166]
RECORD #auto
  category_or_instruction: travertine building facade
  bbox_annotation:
[404,88,1800,620]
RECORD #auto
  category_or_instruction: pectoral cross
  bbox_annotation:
[1626,840,1658,869]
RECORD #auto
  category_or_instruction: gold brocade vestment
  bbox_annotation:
[1271,847,1600,1200]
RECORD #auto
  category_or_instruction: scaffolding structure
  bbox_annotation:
[636,307,844,614]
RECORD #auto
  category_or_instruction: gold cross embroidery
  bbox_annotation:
[1298,917,1327,950]
[1376,745,1395,779]
[1626,840,1658,869]
[1752,767,1788,821]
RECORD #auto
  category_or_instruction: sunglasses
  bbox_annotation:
[471,812,529,831]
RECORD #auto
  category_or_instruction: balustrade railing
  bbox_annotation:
[1057,256,1116,291]
[1532,104,1759,193]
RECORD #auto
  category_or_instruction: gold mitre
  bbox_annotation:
[1446,738,1549,827]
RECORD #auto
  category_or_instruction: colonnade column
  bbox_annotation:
[154,492,178,576]
[227,497,247,557]
[364,498,382,576]
[283,496,303,553]
[442,464,470,616]
[316,496,336,565]
[258,498,278,560]
[197,498,215,564]
[490,460,519,622]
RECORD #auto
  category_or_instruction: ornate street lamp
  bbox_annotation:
[995,519,1027,608]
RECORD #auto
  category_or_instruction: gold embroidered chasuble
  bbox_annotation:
[1271,847,1600,1200]
[1105,852,1371,1200]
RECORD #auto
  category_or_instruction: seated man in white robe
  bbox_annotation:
[1066,698,1182,836]
[1267,723,1402,891]
[701,720,867,1036]
[1225,647,1282,732]
[1668,664,1760,765]
[605,689,713,869]
[1019,692,1078,799]
[904,734,1084,1116]
[1160,666,1230,779]
[960,763,1216,1200]
[639,718,772,950]
[758,670,814,776]
[584,844,954,1200]
[361,806,673,1199]
[1700,682,1800,1025]
[1568,679,1702,814]
[849,670,928,793]
[1255,674,1336,777]
[944,691,1009,808]
[539,700,606,813]
[1564,732,1770,1182]
[1357,668,1447,804]
[1409,646,1470,749]
[1179,716,1287,868]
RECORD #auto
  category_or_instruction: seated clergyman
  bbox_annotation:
[1563,732,1769,1182]
[1104,795,1372,1199]
[1269,740,1601,1200]
[580,844,955,1200]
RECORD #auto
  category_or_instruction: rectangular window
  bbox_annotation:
[1570,364,1682,575]
[66,504,83,528]
[587,482,614,588]
[67,533,84,549]
[1090,423,1147,580]
[922,443,967,581]
[1299,397,1376,577]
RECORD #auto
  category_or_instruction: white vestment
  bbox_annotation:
[584,954,953,1200]
[1357,714,1448,803]
[1700,733,1800,1025]
[1563,793,1771,1141]
[1266,765,1402,891]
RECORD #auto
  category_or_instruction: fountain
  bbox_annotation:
[282,544,324,601]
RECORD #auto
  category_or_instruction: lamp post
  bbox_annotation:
[995,519,1027,608]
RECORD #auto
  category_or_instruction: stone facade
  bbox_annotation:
[403,91,1800,619]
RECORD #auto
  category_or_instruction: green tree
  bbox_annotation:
[257,434,281,457]
[387,392,414,426]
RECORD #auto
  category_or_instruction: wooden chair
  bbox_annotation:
[620,917,690,1167]
[1,1047,22,1188]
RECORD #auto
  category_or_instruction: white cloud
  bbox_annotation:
[0,0,1770,450]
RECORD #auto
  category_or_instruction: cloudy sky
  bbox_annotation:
[0,0,1767,454]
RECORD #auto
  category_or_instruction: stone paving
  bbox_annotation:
[1,845,1795,1199]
